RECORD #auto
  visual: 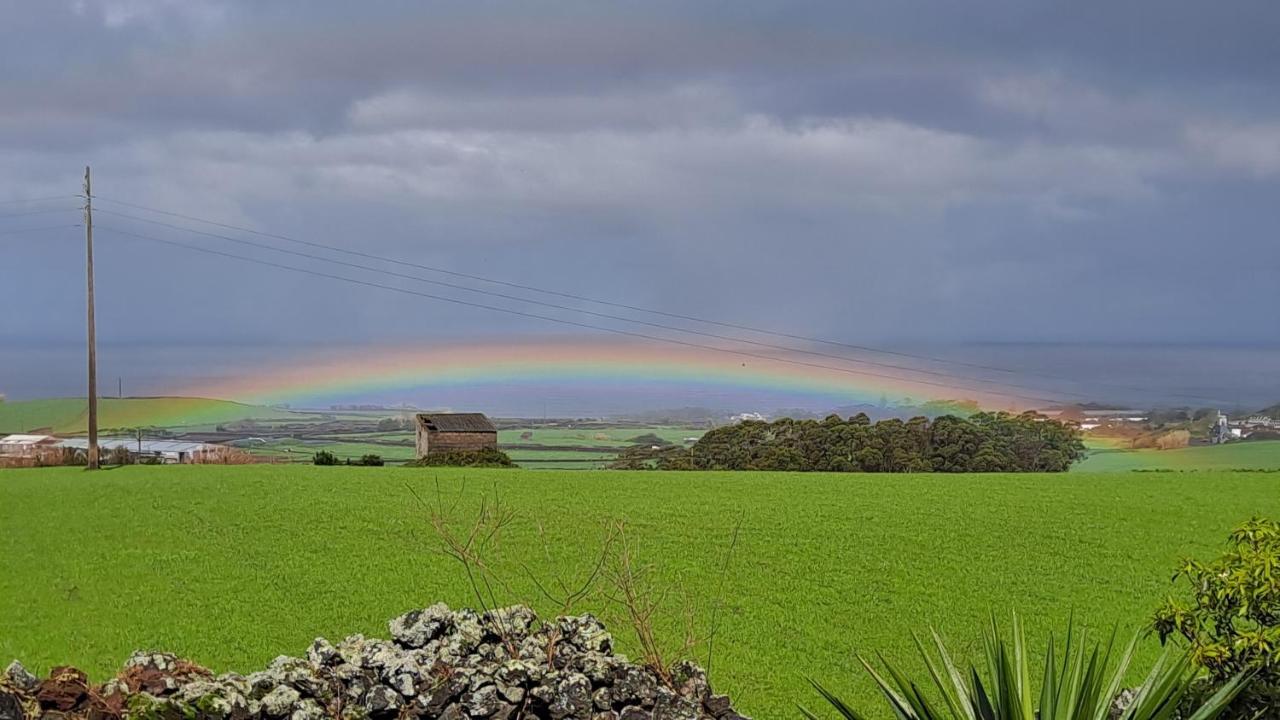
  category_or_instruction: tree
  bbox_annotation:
[1153,517,1280,716]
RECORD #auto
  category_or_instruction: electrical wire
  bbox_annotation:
[0,224,81,238]
[94,206,1108,401]
[91,200,1235,406]
[95,223,1073,405]
[0,207,79,220]
[90,195,1059,377]
[0,194,77,206]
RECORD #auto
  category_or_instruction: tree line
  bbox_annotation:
[610,411,1085,472]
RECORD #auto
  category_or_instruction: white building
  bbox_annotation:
[0,434,58,456]
[55,438,220,464]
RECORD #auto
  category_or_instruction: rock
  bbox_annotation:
[35,667,88,712]
[2,663,38,693]
[390,673,416,697]
[363,685,401,715]
[438,704,467,720]
[1109,688,1138,720]
[703,694,733,716]
[3,604,748,720]
[546,673,592,719]
[0,689,28,720]
[291,698,326,720]
[464,684,501,717]
[592,687,613,710]
[260,685,301,717]
[557,616,612,654]
[610,666,658,707]
[484,607,539,641]
[389,603,453,649]
[306,638,338,667]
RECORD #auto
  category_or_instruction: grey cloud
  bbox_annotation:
[1,1,1278,404]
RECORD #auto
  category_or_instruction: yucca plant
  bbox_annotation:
[801,615,1251,720]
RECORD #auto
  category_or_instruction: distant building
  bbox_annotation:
[0,434,58,456]
[729,412,767,423]
[1210,412,1232,444]
[414,413,498,458]
[55,438,220,464]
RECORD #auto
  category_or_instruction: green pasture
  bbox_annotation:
[2,467,1277,717]
[496,426,700,447]
[1074,439,1280,472]
[0,397,303,434]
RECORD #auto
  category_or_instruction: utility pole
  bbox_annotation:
[84,166,99,470]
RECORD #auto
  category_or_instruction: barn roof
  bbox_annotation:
[416,413,496,432]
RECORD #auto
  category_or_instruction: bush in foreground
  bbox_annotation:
[802,615,1250,720]
[1153,516,1280,716]
[405,447,516,468]
[312,450,338,466]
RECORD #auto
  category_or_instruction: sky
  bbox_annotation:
[1,1,1278,412]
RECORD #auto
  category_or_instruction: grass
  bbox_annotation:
[2,467,1277,718]
[1074,439,1280,472]
[0,397,303,434]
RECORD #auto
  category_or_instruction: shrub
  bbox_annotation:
[631,412,1084,473]
[312,450,338,466]
[802,615,1250,720]
[628,433,672,447]
[1153,516,1280,715]
[356,454,384,466]
[405,448,515,468]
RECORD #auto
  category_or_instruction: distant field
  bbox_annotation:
[256,425,705,467]
[1074,439,1280,472]
[2,466,1277,718]
[0,397,303,434]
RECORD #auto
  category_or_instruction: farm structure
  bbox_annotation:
[414,413,497,458]
[57,438,224,464]
[0,434,58,456]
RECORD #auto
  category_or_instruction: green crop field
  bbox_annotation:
[1074,439,1280,472]
[0,397,304,434]
[2,467,1277,718]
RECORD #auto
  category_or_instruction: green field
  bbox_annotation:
[1074,439,1280,472]
[0,397,303,434]
[2,467,1277,717]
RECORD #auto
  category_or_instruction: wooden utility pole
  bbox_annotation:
[84,166,99,470]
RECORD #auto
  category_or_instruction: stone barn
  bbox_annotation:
[414,413,498,458]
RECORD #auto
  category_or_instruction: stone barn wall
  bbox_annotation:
[415,430,498,457]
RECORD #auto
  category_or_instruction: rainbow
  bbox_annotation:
[181,337,1032,413]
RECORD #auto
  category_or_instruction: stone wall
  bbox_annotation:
[0,604,748,720]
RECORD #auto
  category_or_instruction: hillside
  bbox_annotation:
[0,397,303,434]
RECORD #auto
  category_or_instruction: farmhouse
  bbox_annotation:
[414,413,498,458]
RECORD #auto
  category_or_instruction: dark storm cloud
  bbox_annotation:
[2,0,1278,378]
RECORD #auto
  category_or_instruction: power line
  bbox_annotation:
[94,206,1105,401]
[90,195,1054,377]
[95,223,1069,405]
[0,224,81,238]
[91,197,1235,406]
[0,207,79,220]
[0,194,77,206]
